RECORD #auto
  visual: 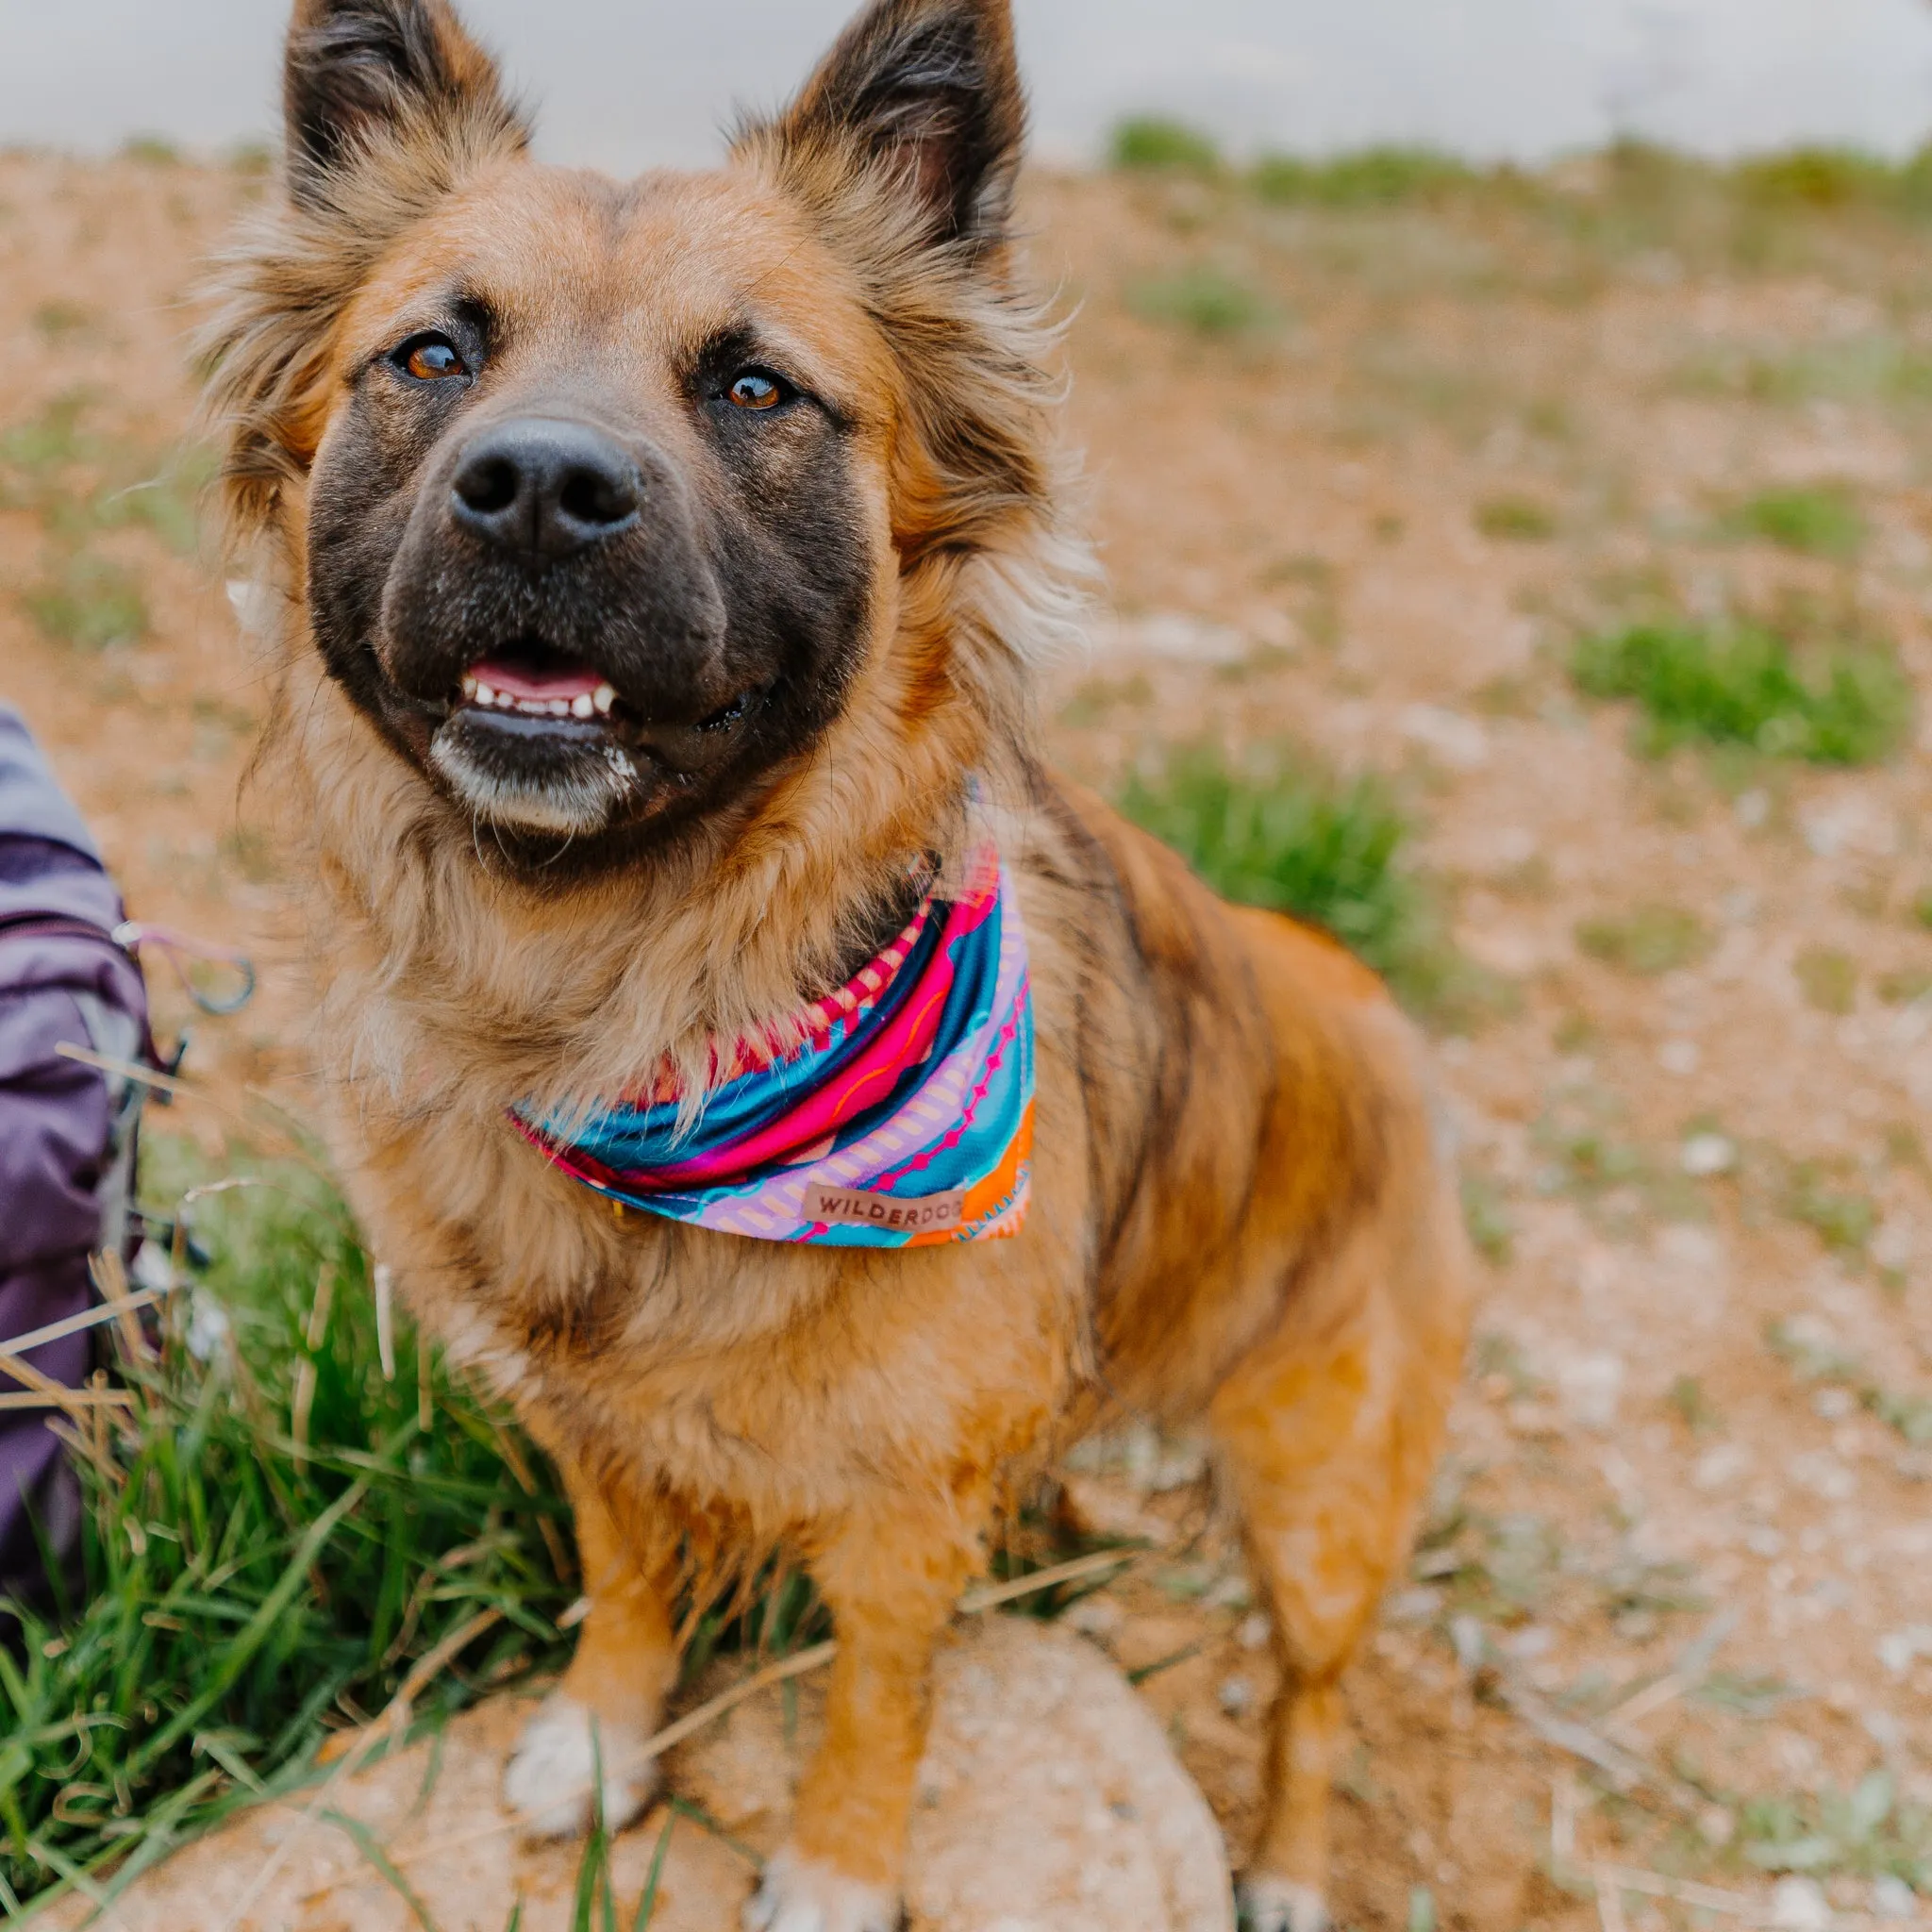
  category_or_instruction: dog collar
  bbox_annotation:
[512,844,1034,1247]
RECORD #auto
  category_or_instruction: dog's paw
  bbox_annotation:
[741,1847,899,1932]
[502,1693,656,1840]
[1238,1875,1332,1932]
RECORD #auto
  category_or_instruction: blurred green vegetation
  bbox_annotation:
[1105,122,1932,285]
[1125,266,1275,338]
[1116,742,1505,1024]
[2,391,210,655]
[1575,905,1712,977]
[1723,485,1867,560]
[1109,116,1224,177]
[1572,620,1913,765]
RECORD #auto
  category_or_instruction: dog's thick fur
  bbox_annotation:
[203,3,1472,1925]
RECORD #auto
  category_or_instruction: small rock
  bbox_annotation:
[1658,1038,1701,1076]
[1557,1353,1624,1432]
[1450,1614,1488,1673]
[1872,1218,1915,1274]
[1878,1625,1932,1675]
[1694,1444,1750,1490]
[1681,1132,1737,1177]
[1217,1675,1257,1717]
[1237,1613,1273,1652]
[1105,612,1247,666]
[1066,1599,1124,1641]
[1386,1587,1442,1624]
[1771,1876,1831,1932]
[1863,1709,1905,1751]
[1698,1804,1735,1847]
[1871,1874,1917,1920]
[1398,704,1490,771]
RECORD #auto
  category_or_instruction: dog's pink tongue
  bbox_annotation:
[470,656,603,702]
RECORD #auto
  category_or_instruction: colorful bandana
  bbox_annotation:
[512,847,1033,1247]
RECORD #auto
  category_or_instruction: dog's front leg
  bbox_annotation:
[505,1459,678,1839]
[745,1503,980,1932]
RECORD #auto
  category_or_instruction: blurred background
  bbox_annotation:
[6,3,1932,1928]
[8,0,1932,168]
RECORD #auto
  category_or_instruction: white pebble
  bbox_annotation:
[1871,1874,1917,1921]
[1681,1132,1736,1177]
[1770,1876,1830,1932]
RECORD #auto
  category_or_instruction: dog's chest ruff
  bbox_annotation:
[513,846,1034,1246]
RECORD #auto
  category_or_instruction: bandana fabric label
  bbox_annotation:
[512,847,1034,1248]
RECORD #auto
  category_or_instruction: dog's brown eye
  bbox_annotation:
[727,372,784,411]
[401,336,467,382]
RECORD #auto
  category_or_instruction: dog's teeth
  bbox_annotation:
[548,698,571,718]
[496,691,516,708]
[473,681,496,708]
[461,675,480,701]
[571,693,595,720]
[592,684,616,716]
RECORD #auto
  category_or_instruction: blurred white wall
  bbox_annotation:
[3,0,1932,168]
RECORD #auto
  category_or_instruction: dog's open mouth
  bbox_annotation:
[427,638,769,839]
[458,641,619,724]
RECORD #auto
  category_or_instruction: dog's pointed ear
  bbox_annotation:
[283,0,525,207]
[765,0,1025,248]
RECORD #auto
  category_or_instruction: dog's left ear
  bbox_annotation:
[761,0,1024,249]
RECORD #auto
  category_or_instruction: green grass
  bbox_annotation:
[0,1144,575,1913]
[1794,946,1858,1016]
[30,302,92,345]
[1253,146,1474,208]
[1724,486,1866,559]
[1571,620,1913,765]
[1740,1773,1932,1888]
[1782,1164,1879,1257]
[119,135,182,168]
[1109,117,1223,177]
[1474,495,1558,541]
[20,552,149,652]
[1676,336,1932,410]
[1576,905,1710,976]
[1125,268,1274,338]
[1734,146,1932,215]
[1766,1319,1932,1445]
[1459,1173,1515,1266]
[1,391,208,557]
[1118,743,1466,1013]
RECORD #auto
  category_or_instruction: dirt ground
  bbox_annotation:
[5,148,1932,1931]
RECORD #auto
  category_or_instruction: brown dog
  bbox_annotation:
[203,2,1471,1925]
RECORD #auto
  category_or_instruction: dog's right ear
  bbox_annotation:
[283,0,525,208]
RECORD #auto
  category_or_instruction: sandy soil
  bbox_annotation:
[4,149,1932,1931]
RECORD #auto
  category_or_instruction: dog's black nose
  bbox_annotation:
[450,419,641,560]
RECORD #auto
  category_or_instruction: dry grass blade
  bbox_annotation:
[956,1547,1136,1612]
[0,1284,171,1363]
[90,1249,154,1363]
[55,1039,192,1097]
[1496,1666,1670,1797]
[1594,1864,1629,1932]
[0,1389,134,1412]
